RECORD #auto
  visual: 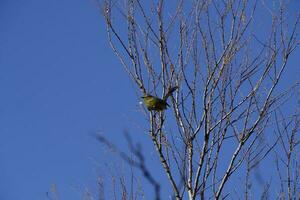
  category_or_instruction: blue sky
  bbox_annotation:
[0,0,299,200]
[0,0,138,199]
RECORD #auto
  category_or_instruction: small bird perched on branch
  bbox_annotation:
[142,86,178,111]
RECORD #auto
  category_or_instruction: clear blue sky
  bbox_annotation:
[0,0,139,199]
[0,0,299,200]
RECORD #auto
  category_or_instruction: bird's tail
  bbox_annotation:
[163,86,178,100]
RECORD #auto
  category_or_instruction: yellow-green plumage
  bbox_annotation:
[142,95,169,111]
[142,86,178,111]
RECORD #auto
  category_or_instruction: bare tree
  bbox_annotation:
[99,0,300,199]
[274,100,300,200]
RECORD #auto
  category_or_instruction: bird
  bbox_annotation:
[142,86,178,111]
